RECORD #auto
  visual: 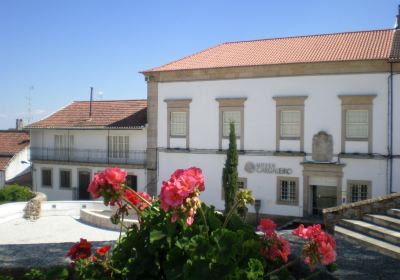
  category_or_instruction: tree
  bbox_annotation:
[223,122,239,214]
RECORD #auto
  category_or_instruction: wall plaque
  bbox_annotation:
[244,162,293,175]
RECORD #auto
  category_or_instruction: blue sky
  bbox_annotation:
[0,0,398,129]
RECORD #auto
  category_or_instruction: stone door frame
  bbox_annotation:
[301,162,345,216]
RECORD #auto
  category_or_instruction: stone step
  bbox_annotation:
[335,225,400,260]
[339,219,400,246]
[387,209,400,219]
[363,214,400,231]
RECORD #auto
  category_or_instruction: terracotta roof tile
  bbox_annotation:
[0,131,30,155]
[0,157,13,171]
[145,29,396,72]
[28,100,147,129]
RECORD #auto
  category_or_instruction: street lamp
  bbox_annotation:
[254,199,261,224]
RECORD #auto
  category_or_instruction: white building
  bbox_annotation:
[142,27,400,217]
[28,100,148,200]
[0,129,30,188]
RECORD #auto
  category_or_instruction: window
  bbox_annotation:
[221,177,247,199]
[126,175,138,191]
[165,99,192,149]
[276,177,299,205]
[347,180,371,203]
[54,135,74,159]
[108,136,129,159]
[346,110,368,139]
[339,95,376,153]
[273,96,307,152]
[280,110,301,138]
[60,170,71,188]
[42,169,52,187]
[170,112,187,137]
[216,98,247,150]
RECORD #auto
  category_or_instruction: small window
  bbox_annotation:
[170,111,187,137]
[348,181,371,202]
[346,110,368,139]
[42,169,52,187]
[60,170,71,188]
[222,111,241,137]
[277,177,298,205]
[126,175,138,191]
[280,110,301,138]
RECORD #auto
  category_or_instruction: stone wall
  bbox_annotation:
[24,192,47,220]
[323,192,400,233]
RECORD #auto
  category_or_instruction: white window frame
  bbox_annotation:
[108,136,129,159]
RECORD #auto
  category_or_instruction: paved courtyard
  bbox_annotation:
[0,218,399,279]
[0,216,120,268]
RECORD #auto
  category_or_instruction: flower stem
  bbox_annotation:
[125,186,159,212]
[265,258,299,277]
[222,200,240,228]
[197,204,209,233]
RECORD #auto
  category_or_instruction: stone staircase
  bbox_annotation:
[335,208,400,260]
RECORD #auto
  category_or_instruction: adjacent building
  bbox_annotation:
[142,27,400,217]
[0,129,30,188]
[28,100,147,200]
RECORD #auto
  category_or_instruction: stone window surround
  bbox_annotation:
[165,99,192,149]
[339,95,376,153]
[273,96,307,152]
[221,177,247,199]
[59,168,72,189]
[216,98,247,150]
[346,179,372,203]
[41,168,53,188]
[301,162,344,216]
[276,176,299,205]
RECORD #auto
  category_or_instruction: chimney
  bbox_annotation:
[16,119,24,130]
[397,5,400,29]
[89,87,93,118]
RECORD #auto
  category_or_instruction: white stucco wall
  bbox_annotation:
[5,146,30,181]
[158,73,388,154]
[33,163,147,201]
[156,72,397,216]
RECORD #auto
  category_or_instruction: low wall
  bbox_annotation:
[0,200,110,224]
[323,192,400,233]
[80,209,138,231]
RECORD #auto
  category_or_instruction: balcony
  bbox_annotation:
[30,147,146,165]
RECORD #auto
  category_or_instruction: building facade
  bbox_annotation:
[143,28,400,217]
[28,100,148,200]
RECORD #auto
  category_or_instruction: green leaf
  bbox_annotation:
[149,230,166,243]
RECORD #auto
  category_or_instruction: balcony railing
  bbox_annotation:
[30,147,146,165]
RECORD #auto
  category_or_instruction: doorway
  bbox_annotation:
[311,185,337,216]
[78,171,91,200]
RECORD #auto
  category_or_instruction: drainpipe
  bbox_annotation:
[388,63,393,194]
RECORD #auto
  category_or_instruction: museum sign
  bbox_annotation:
[244,162,293,175]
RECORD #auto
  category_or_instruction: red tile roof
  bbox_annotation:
[0,156,13,171]
[0,131,29,171]
[28,100,147,129]
[144,29,396,72]
[0,131,30,154]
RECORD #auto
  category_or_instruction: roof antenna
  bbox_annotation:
[89,87,93,118]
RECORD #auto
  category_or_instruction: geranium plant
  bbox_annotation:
[67,167,336,279]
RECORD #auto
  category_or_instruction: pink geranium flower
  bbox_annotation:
[67,238,92,261]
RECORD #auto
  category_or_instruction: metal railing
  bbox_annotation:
[30,147,146,165]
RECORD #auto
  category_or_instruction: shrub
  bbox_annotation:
[0,184,34,203]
